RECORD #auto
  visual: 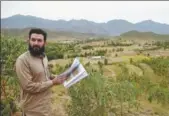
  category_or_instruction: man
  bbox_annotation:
[15,28,67,116]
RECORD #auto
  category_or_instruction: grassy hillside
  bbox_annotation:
[120,30,169,41]
[49,56,169,116]
[1,28,102,40]
[2,28,169,41]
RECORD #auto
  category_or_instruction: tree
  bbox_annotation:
[130,58,133,64]
[104,58,108,65]
[1,35,27,115]
[67,71,107,116]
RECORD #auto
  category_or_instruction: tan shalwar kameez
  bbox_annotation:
[15,51,54,116]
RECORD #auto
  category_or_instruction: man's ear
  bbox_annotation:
[26,39,29,43]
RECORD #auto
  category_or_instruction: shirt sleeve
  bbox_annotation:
[46,57,57,80]
[15,58,53,94]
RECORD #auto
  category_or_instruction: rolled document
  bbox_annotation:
[58,57,88,88]
[63,63,88,88]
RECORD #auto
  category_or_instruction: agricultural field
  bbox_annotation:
[1,30,169,116]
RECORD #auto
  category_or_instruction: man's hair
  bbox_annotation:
[29,28,47,41]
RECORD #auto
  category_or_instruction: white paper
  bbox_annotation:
[59,58,88,88]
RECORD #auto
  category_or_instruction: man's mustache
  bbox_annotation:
[28,44,45,56]
[32,45,40,49]
[33,45,40,47]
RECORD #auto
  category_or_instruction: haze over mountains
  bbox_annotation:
[1,14,169,36]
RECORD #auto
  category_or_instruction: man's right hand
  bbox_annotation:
[52,74,67,85]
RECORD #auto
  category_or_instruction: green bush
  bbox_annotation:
[1,35,27,114]
[67,71,107,116]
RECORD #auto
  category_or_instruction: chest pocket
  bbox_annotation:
[29,58,48,82]
[42,58,50,80]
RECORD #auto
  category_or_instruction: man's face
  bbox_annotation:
[28,33,46,56]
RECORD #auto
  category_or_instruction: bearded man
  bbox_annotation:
[15,28,67,116]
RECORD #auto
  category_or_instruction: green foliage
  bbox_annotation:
[104,58,108,65]
[130,60,169,107]
[148,84,169,105]
[108,80,141,114]
[130,58,133,64]
[154,41,169,49]
[1,35,27,114]
[142,57,169,77]
[116,48,124,52]
[94,49,107,56]
[45,42,77,60]
[98,61,103,74]
[65,55,169,115]
[82,45,93,50]
[67,71,107,116]
[107,41,133,47]
[85,62,90,67]
[67,65,143,116]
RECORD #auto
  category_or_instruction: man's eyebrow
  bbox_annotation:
[31,38,42,40]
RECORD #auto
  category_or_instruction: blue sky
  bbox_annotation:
[1,1,169,24]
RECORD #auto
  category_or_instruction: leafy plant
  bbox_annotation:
[1,35,27,115]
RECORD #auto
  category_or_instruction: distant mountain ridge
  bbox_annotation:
[1,14,169,36]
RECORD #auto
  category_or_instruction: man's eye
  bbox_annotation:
[31,39,36,42]
[31,38,42,42]
[38,40,42,42]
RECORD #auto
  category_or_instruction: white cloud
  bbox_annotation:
[1,1,169,24]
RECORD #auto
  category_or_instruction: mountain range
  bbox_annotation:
[1,14,169,36]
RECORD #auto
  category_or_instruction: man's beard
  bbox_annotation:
[28,44,45,56]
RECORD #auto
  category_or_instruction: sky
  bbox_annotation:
[1,1,169,24]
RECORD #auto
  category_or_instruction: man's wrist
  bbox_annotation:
[52,79,55,85]
[49,75,55,80]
